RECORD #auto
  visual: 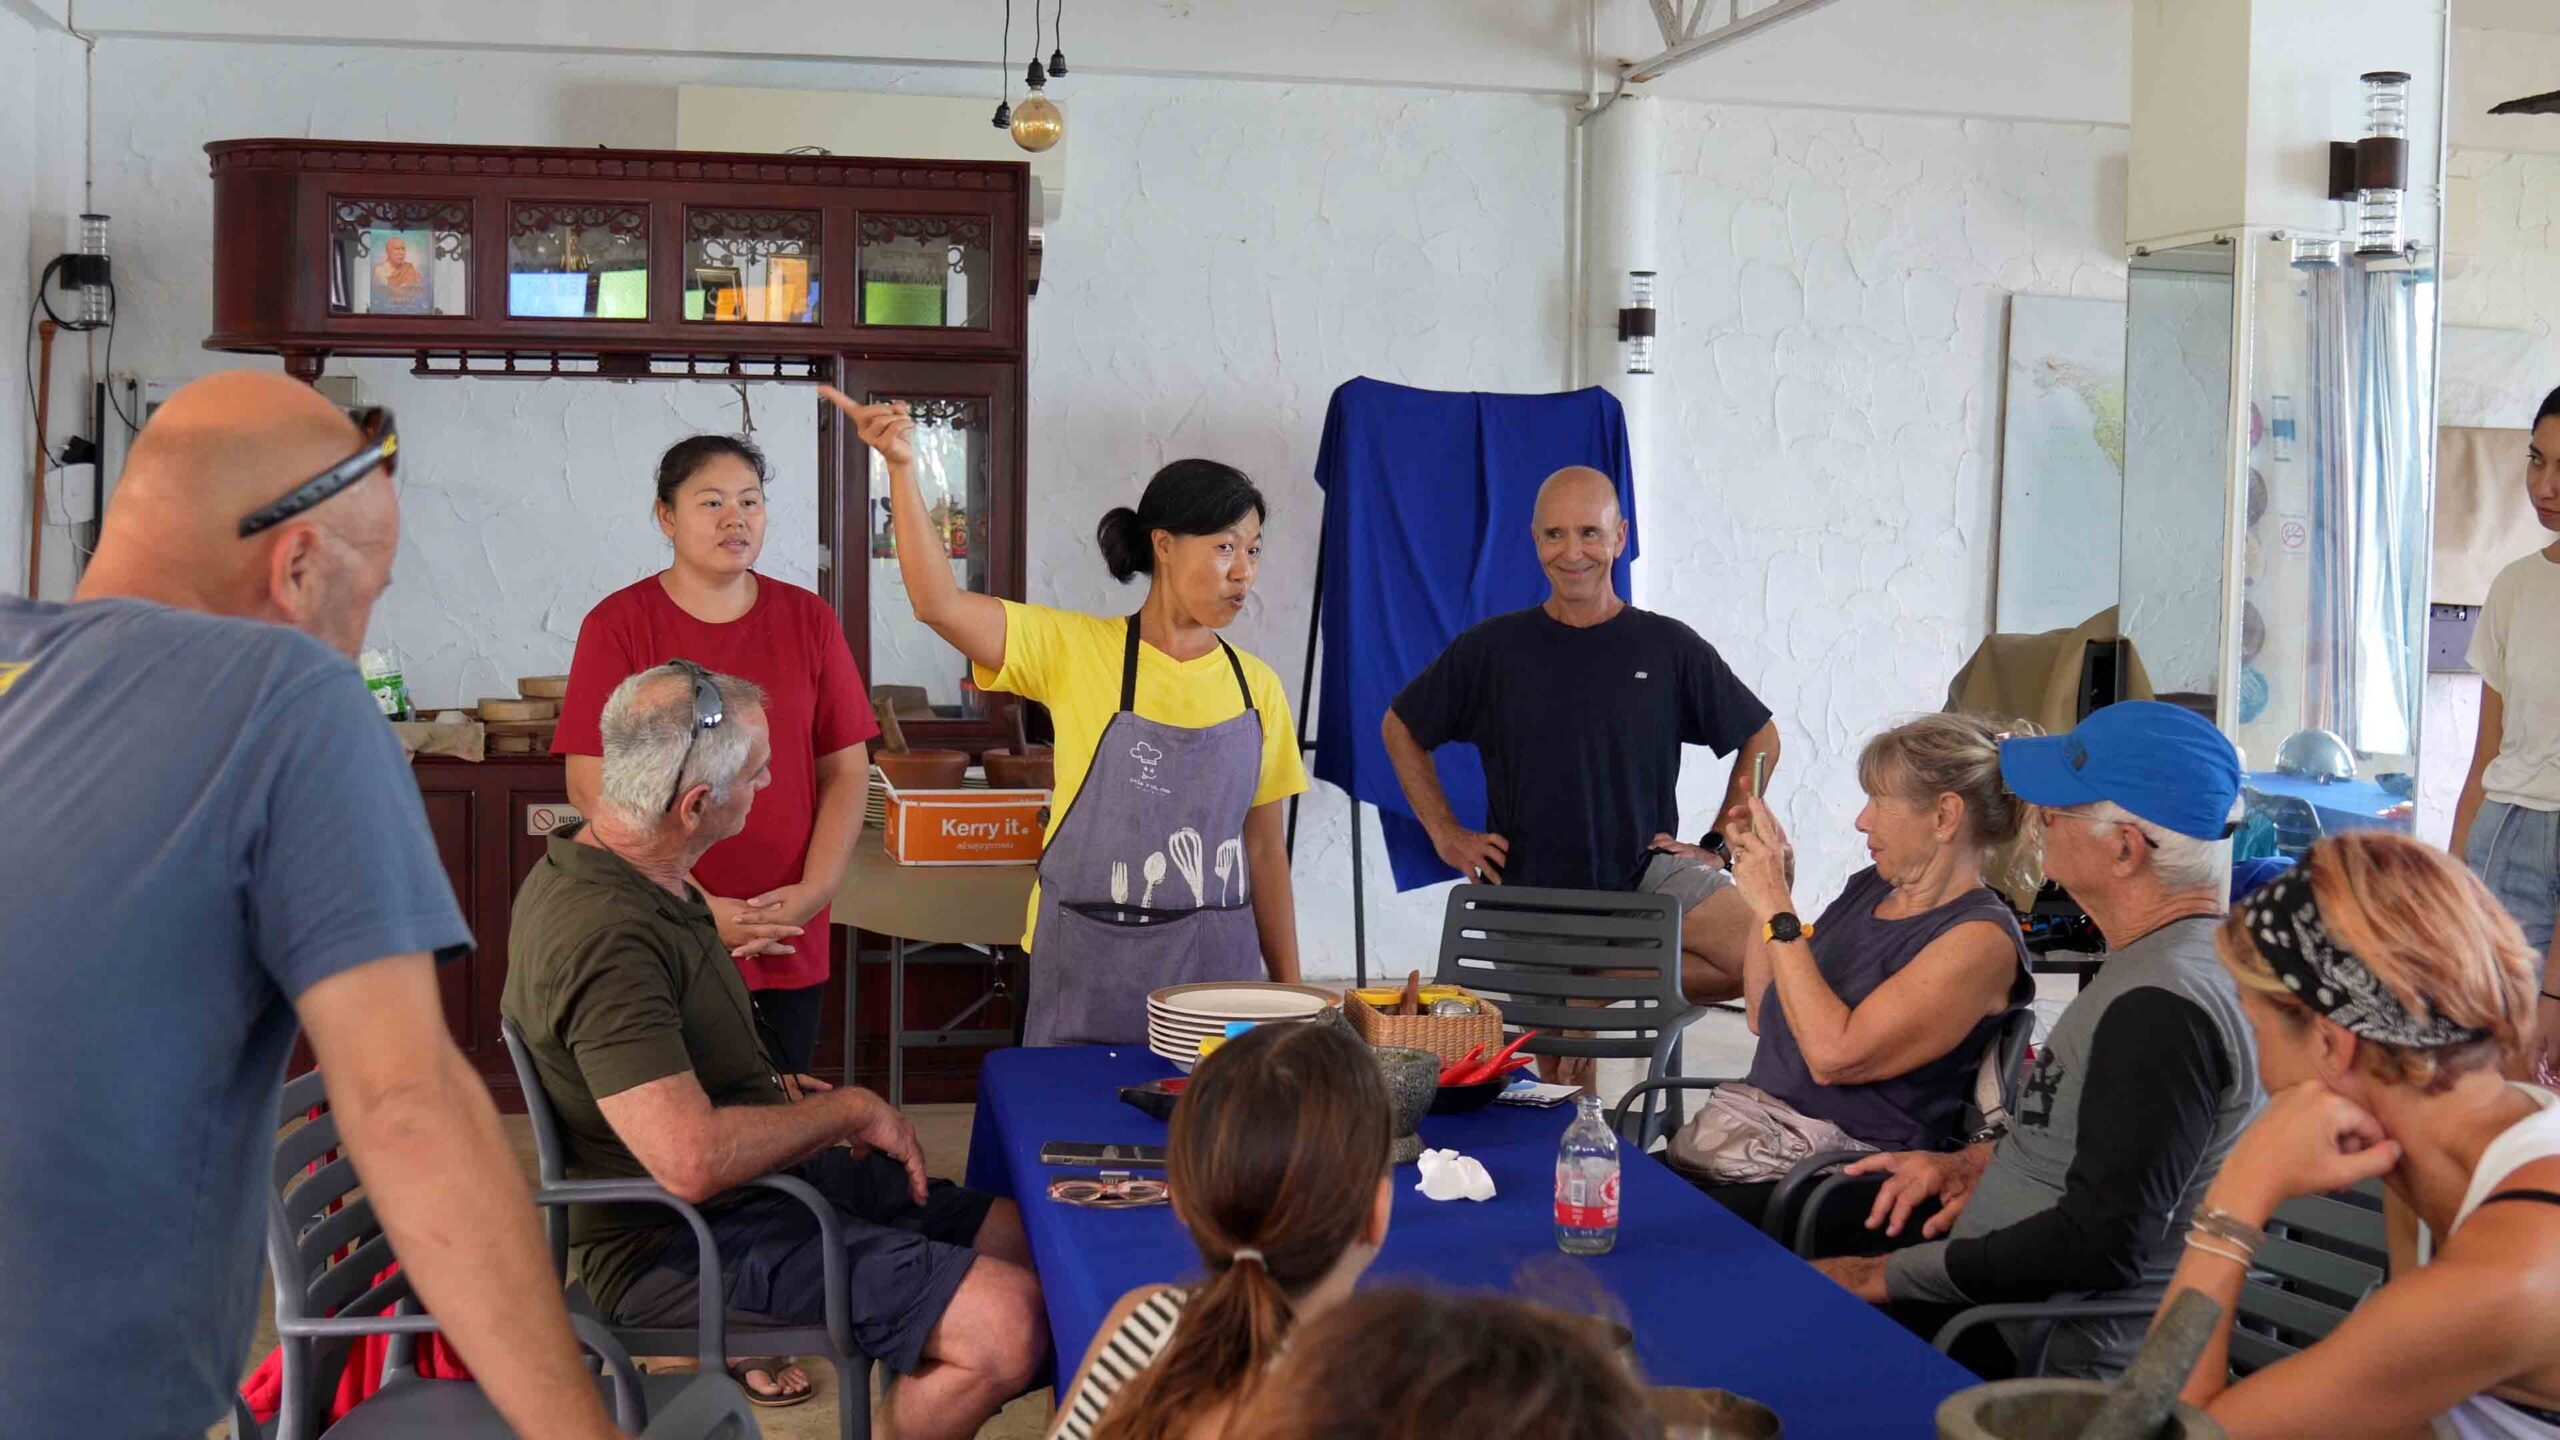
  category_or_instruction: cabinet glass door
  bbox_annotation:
[865,393,995,719]
[857,214,993,329]
[508,201,650,319]
[684,207,821,324]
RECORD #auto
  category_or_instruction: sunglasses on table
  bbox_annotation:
[237,407,399,538]
[665,659,726,813]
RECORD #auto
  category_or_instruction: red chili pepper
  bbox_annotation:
[1437,1043,1489,1085]
[1445,1030,1539,1086]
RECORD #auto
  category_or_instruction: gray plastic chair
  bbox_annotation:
[1435,884,1702,1140]
[1768,1005,2037,1254]
[1609,999,2037,1253]
[501,1018,876,1440]
[1925,1180,2389,1378]
[260,1067,662,1438]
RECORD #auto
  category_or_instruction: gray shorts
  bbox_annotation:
[2468,800,2559,964]
[615,1148,996,1375]
[1635,850,1736,916]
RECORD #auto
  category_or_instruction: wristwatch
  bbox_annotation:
[1763,912,1813,944]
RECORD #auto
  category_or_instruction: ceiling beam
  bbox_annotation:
[1623,0,1844,84]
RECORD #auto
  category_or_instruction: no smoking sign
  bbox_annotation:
[526,803,583,836]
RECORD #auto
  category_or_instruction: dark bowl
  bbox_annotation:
[1431,1075,1510,1114]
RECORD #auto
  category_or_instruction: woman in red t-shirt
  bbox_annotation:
[554,434,879,1076]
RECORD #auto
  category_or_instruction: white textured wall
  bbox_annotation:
[1644,104,2131,910]
[2419,147,2560,846]
[0,8,86,601]
[88,37,1569,982]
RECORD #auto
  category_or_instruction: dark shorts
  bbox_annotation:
[614,1148,999,1375]
[753,982,829,1074]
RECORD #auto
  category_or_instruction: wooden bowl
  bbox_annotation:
[516,674,570,699]
[982,745,1055,790]
[874,748,970,791]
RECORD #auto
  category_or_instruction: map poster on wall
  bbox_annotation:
[1995,295,2127,635]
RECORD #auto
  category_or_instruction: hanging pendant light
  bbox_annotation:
[1048,0,1068,75]
[1011,58,1064,152]
[991,0,1014,129]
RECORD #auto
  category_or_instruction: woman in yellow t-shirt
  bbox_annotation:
[825,389,1308,1046]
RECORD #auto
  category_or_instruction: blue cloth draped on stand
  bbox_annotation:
[1310,377,1638,891]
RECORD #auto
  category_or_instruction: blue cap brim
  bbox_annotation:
[1998,734,2106,810]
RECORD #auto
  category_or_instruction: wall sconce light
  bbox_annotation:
[1618,270,1657,375]
[2328,70,2410,257]
[53,213,112,328]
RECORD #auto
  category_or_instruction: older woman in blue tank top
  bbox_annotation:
[1666,713,2036,1227]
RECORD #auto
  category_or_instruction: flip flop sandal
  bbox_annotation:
[728,1357,816,1408]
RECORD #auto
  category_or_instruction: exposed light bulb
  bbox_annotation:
[1011,61,1063,152]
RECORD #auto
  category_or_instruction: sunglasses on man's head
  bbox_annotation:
[237,407,398,538]
[665,659,726,814]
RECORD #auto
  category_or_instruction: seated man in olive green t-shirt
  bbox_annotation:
[503,663,1044,1438]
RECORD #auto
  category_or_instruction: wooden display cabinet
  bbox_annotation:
[205,137,1033,754]
[211,139,1046,1102]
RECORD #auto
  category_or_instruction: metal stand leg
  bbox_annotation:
[889,935,907,1109]
[1350,799,1369,988]
[840,927,859,1090]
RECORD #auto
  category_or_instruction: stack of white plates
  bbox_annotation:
[1146,982,1335,1071]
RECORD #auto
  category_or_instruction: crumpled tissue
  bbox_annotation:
[1414,1148,1496,1202]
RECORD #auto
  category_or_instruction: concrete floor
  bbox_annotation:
[224,1103,1049,1440]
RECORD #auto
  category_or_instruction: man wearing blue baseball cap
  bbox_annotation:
[1807,702,2266,1379]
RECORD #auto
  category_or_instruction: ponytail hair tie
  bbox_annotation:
[1229,1248,1266,1269]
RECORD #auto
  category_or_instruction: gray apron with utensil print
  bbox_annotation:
[1024,616,1267,1047]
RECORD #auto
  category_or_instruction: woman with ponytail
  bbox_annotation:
[1050,1022,1394,1440]
[827,388,1307,1046]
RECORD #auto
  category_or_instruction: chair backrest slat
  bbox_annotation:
[2272,1193,2389,1255]
[2254,1235,2384,1309]
[297,1198,380,1277]
[1441,961,1678,1005]
[2234,1280,2352,1344]
[272,1109,345,1186]
[304,1232,402,1320]
[278,1153,364,1233]
[1436,883,1695,1066]
[2227,1327,2298,1376]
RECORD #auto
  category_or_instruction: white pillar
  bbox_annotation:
[2130,0,2445,247]
[1581,96,1664,606]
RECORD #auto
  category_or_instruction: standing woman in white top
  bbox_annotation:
[2452,385,2560,1076]
[2151,832,2560,1439]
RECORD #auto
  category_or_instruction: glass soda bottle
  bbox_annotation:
[1554,1093,1621,1255]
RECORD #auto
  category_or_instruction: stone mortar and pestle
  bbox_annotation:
[1934,1289,2227,1440]
[1369,1044,1440,1165]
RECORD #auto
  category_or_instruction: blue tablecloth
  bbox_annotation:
[965,1046,1972,1438]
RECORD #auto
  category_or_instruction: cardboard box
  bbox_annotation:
[878,774,1050,866]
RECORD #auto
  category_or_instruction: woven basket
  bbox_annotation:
[1344,990,1503,1065]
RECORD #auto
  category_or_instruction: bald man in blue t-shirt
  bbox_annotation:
[0,372,624,1439]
